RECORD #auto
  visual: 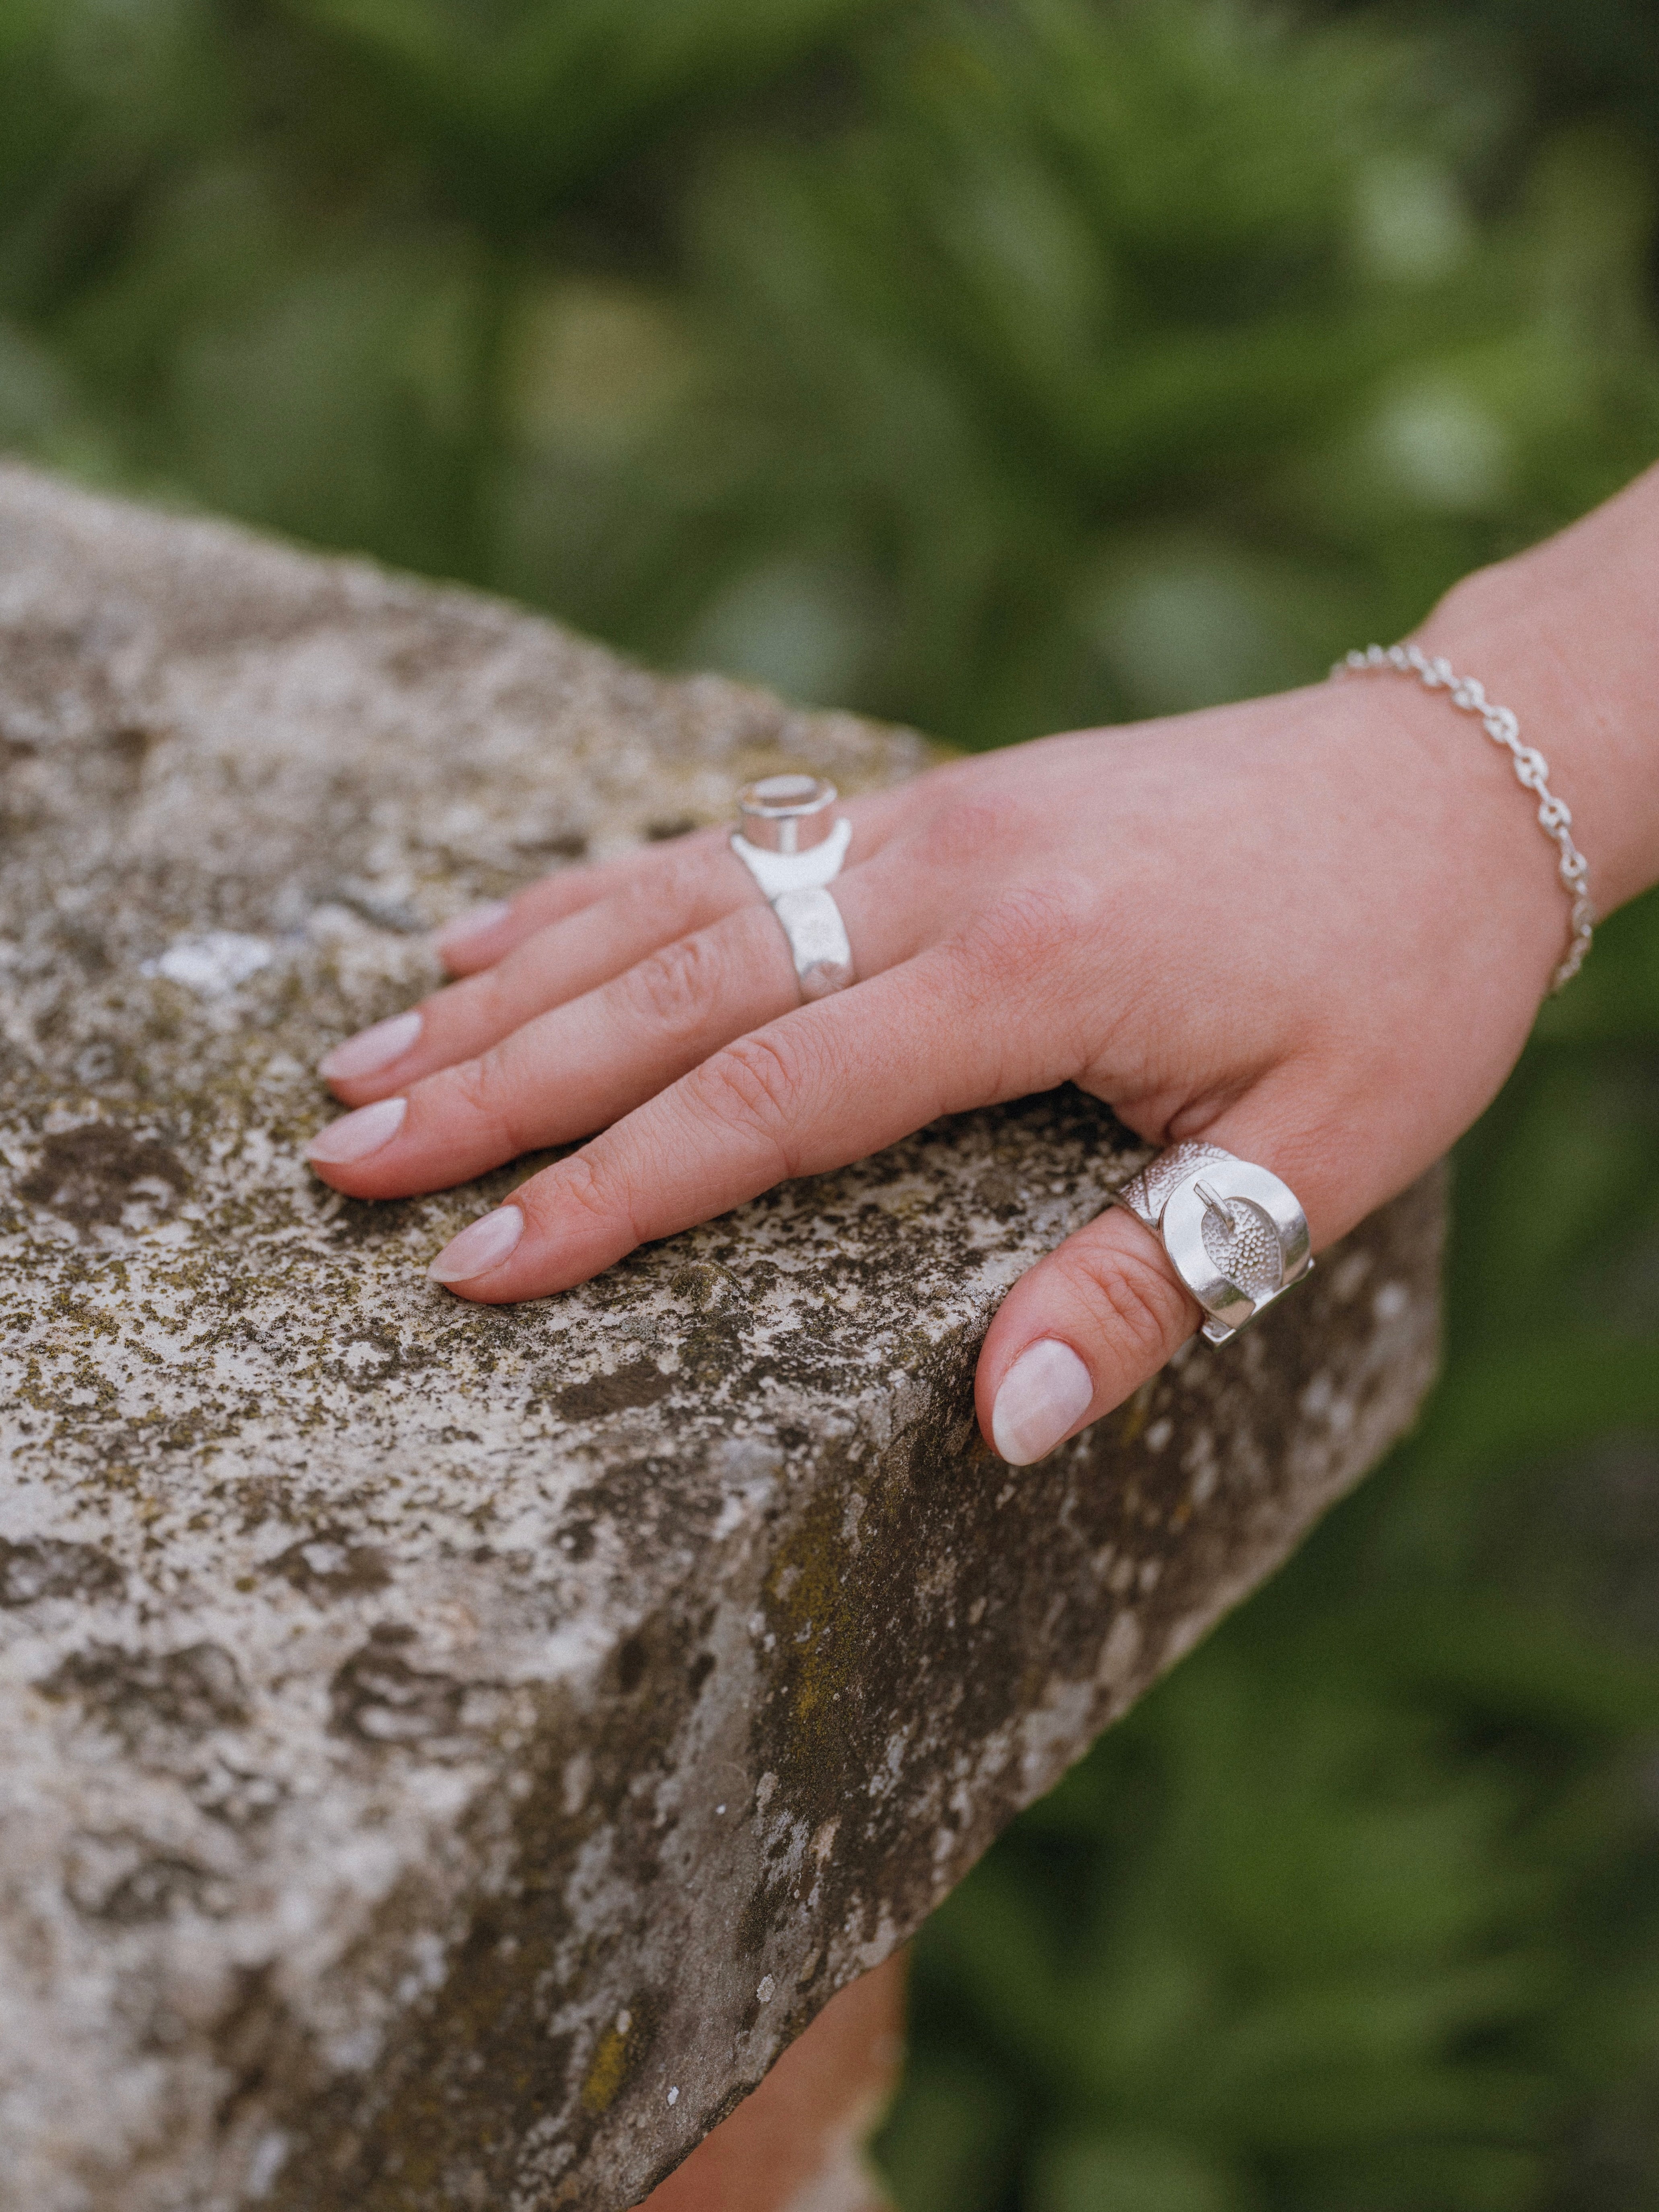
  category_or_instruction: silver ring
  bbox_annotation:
[1111,1140,1313,1345]
[730,775,855,1002]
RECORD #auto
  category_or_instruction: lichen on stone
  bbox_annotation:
[0,466,1442,2212]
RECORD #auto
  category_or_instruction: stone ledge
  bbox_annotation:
[0,466,1443,2212]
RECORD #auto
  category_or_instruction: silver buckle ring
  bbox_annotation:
[731,775,855,1001]
[1111,1140,1313,1344]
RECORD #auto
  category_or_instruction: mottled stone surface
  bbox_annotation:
[0,466,1444,2212]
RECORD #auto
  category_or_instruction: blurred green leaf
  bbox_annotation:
[4,4,1658,2206]
[872,2052,1021,2212]
[1028,2132,1255,2212]
[276,0,904,212]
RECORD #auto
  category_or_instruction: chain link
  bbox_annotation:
[1332,642,1595,993]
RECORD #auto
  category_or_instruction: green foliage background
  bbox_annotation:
[4,2,1658,2204]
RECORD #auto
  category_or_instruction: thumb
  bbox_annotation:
[976,1110,1339,1465]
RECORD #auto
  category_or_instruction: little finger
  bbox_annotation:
[431,829,730,974]
[433,784,917,974]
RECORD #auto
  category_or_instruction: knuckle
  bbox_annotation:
[447,964,513,1032]
[919,793,1026,870]
[1065,1236,1190,1365]
[965,878,1087,975]
[545,1144,637,1246]
[443,1049,529,1156]
[442,1053,499,1127]
[687,1032,806,1173]
[635,851,708,931]
[625,935,724,1040]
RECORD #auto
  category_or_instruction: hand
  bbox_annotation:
[304,645,1572,1466]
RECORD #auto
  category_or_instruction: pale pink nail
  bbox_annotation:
[433,900,511,962]
[428,1205,524,1283]
[304,1096,407,1165]
[991,1339,1095,1466]
[317,1009,423,1081]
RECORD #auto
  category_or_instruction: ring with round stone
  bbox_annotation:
[1110,1139,1313,1345]
[730,775,856,1002]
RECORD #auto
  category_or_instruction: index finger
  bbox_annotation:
[423,946,1033,1300]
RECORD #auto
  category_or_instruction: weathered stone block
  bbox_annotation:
[0,466,1443,2211]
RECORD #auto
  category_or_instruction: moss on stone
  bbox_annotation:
[0,467,1443,2212]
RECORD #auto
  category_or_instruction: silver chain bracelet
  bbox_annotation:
[1332,641,1594,993]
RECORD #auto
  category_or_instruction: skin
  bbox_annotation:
[308,467,1659,1466]
[635,1953,904,2212]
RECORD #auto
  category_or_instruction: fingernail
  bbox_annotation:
[991,1339,1095,1466]
[317,1009,423,1081]
[304,1096,407,1164]
[434,900,511,962]
[428,1205,524,1283]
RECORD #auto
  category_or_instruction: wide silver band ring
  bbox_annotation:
[1111,1140,1313,1345]
[730,775,855,1002]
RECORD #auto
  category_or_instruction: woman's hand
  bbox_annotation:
[305,632,1575,1467]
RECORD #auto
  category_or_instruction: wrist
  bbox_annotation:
[1413,475,1659,920]
[1316,659,1570,1016]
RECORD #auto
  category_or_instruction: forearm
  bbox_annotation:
[1416,463,1659,922]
